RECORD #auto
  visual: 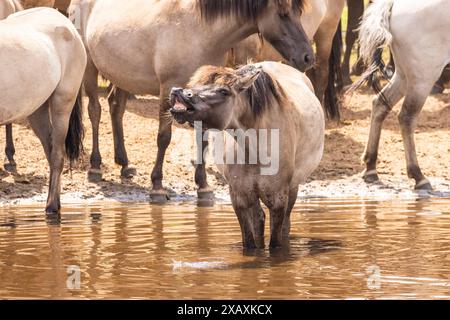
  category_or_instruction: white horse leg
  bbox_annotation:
[107,87,136,178]
[362,71,406,182]
[84,57,103,182]
[398,80,437,190]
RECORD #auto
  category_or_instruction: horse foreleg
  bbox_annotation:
[4,124,16,172]
[28,102,52,162]
[282,186,299,242]
[195,132,214,200]
[363,71,405,183]
[398,84,435,191]
[84,58,103,182]
[150,89,173,203]
[342,0,364,86]
[108,87,136,179]
[230,189,258,250]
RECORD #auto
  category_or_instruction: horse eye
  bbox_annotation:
[278,12,290,19]
[218,89,230,96]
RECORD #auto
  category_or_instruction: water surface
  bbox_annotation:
[1,197,450,299]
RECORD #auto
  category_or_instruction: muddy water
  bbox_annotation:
[1,198,450,299]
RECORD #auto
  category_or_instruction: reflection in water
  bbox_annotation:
[0,198,450,299]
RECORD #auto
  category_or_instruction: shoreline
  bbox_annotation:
[2,174,449,208]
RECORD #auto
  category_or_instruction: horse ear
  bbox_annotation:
[233,69,262,92]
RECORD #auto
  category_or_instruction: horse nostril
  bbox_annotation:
[304,53,313,65]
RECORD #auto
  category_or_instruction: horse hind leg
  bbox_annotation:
[108,87,136,179]
[84,58,103,182]
[342,0,364,86]
[4,124,17,172]
[362,71,406,183]
[398,81,438,191]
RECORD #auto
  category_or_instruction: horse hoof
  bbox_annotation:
[45,206,60,216]
[150,190,170,204]
[121,166,137,179]
[363,173,380,184]
[197,188,215,201]
[415,180,433,191]
[87,169,103,182]
[4,162,16,173]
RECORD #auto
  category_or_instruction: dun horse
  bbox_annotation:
[1,0,72,172]
[355,0,450,190]
[169,62,324,248]
[228,0,346,120]
[0,7,86,213]
[83,0,315,202]
[1,0,23,172]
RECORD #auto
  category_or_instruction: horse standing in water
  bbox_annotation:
[169,62,324,248]
[355,0,450,190]
[228,0,346,120]
[0,8,86,213]
[83,0,315,202]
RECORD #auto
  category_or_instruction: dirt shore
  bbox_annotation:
[1,87,449,207]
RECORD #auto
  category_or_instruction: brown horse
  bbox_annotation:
[169,62,324,248]
[82,0,315,202]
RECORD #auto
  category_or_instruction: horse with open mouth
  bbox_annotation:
[170,61,324,249]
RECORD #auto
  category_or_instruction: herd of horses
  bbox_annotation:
[0,0,449,249]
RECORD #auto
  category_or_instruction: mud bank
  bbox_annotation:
[1,89,449,207]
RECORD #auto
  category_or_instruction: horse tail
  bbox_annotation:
[323,20,343,121]
[349,0,394,102]
[65,89,85,163]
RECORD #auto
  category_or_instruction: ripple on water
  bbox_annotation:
[0,197,450,299]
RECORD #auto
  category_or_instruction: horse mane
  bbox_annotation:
[237,65,283,117]
[197,0,306,22]
[189,64,283,119]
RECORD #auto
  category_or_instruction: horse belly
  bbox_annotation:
[86,7,160,95]
[0,47,60,124]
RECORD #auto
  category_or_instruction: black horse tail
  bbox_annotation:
[323,21,343,121]
[65,89,85,163]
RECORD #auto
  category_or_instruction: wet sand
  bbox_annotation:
[0,88,449,206]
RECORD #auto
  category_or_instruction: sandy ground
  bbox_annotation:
[0,86,449,206]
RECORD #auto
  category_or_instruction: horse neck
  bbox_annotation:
[201,17,259,55]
